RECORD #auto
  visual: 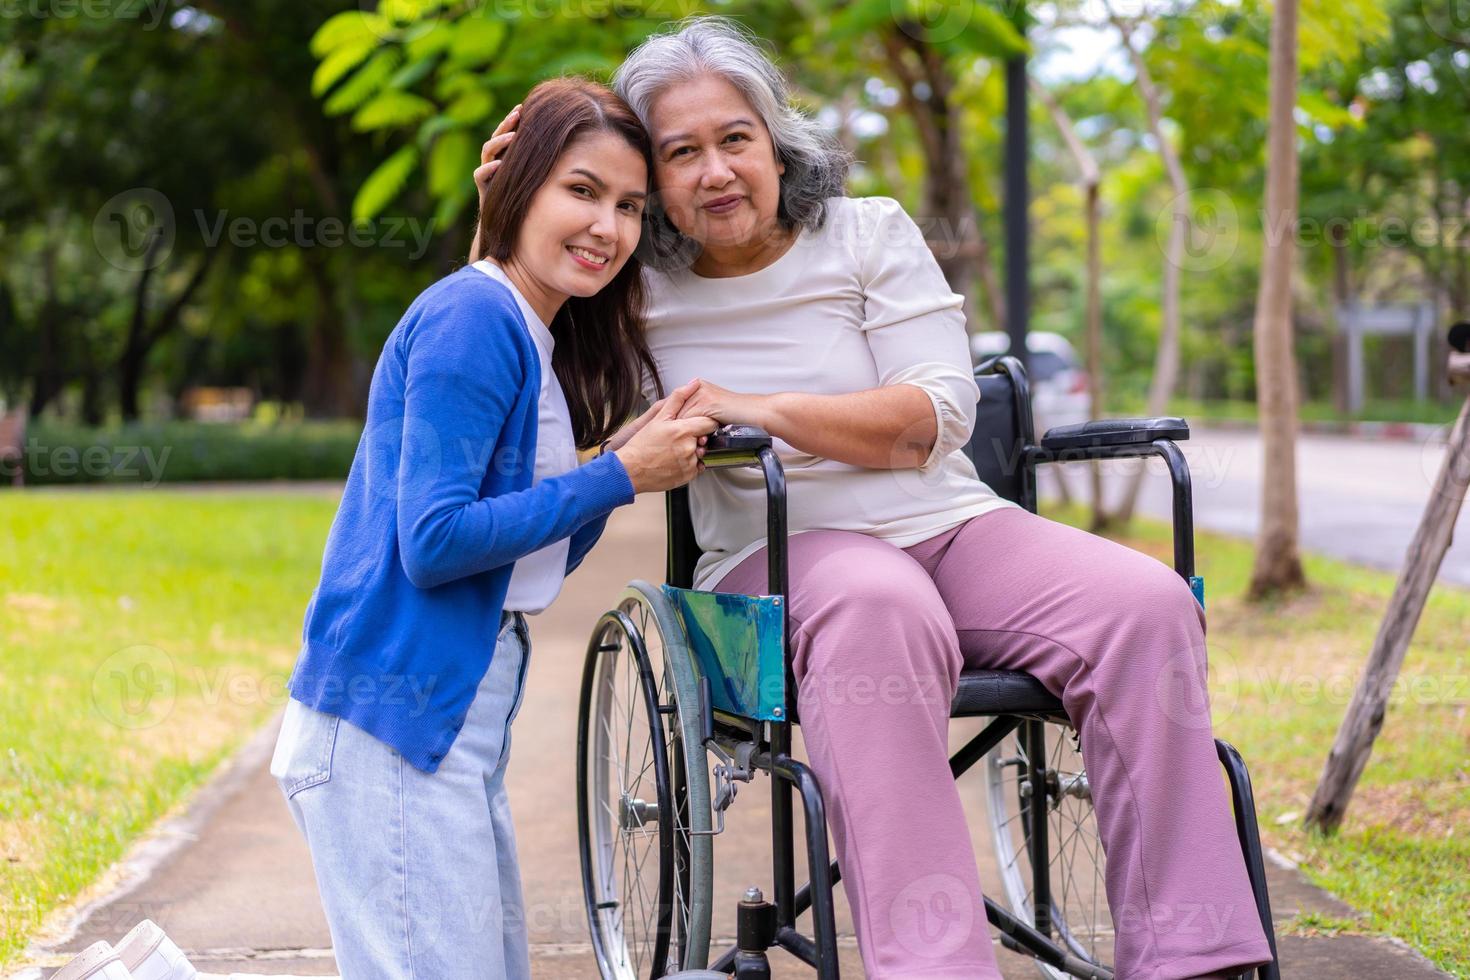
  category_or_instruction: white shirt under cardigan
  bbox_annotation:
[473,259,580,614]
[641,195,1024,592]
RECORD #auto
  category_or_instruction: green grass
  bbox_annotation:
[1279,910,1362,937]
[1107,395,1463,427]
[0,488,338,969]
[1045,500,1470,977]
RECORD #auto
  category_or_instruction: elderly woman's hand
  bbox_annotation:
[674,379,775,430]
[474,103,522,201]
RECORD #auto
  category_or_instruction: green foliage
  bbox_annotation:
[309,0,703,234]
[353,144,421,221]
[352,89,437,131]
[323,48,403,115]
[6,0,1465,433]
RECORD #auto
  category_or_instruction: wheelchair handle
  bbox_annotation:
[702,423,773,468]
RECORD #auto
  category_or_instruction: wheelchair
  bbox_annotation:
[575,355,1282,980]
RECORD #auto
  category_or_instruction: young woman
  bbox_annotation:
[473,18,1274,980]
[268,77,716,980]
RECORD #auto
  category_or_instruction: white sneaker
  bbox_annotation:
[112,920,198,980]
[51,941,135,980]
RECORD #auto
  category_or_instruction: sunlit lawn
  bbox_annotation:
[0,487,338,970]
[1,488,1464,976]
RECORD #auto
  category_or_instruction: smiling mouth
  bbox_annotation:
[567,245,609,268]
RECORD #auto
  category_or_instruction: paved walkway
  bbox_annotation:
[9,494,1452,979]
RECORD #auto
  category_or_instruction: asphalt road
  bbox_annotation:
[1039,424,1470,587]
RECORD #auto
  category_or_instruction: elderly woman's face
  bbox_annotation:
[646,73,786,251]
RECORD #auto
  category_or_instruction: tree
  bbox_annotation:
[1247,0,1307,596]
[1031,77,1109,529]
[311,2,1031,334]
[0,11,256,420]
[1103,0,1194,524]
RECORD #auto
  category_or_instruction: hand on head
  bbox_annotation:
[475,104,522,199]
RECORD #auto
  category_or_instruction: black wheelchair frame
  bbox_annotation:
[658,354,1281,980]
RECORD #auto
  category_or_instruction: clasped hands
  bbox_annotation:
[608,379,771,494]
[608,379,770,454]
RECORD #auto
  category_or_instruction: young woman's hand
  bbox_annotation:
[614,382,718,493]
[605,395,664,454]
[604,383,712,455]
[474,103,522,202]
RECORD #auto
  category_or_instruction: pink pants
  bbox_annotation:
[712,505,1273,980]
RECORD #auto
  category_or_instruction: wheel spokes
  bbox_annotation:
[985,721,1112,978]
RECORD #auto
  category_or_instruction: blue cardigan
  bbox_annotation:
[286,265,636,773]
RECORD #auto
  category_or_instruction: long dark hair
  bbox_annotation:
[476,77,661,450]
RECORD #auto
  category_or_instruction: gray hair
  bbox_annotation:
[612,15,852,269]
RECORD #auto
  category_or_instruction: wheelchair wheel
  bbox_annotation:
[578,582,714,978]
[985,719,1113,979]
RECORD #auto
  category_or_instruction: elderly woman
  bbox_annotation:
[474,17,1272,980]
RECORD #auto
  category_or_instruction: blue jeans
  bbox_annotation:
[271,610,533,980]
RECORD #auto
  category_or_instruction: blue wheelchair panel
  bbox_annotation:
[1190,575,1205,610]
[661,585,787,722]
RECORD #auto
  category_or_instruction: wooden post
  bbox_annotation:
[1304,324,1470,833]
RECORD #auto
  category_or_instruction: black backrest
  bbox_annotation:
[962,355,1034,509]
[665,354,1036,588]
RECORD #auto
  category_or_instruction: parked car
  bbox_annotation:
[970,330,1093,437]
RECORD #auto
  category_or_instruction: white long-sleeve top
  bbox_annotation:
[473,258,577,614]
[641,195,1023,591]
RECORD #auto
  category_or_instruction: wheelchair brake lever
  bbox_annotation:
[701,423,773,468]
[696,737,759,837]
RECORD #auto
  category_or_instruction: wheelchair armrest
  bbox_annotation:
[1029,420,1200,582]
[1039,416,1189,452]
[702,423,773,468]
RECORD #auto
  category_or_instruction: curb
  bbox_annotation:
[8,710,287,979]
[1197,417,1453,443]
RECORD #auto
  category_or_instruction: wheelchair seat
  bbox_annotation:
[951,667,1064,718]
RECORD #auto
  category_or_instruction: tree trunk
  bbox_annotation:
[119,234,165,422]
[1247,0,1306,598]
[1031,78,1109,528]
[1106,7,1189,524]
[883,28,1006,332]
[28,243,66,419]
[1306,393,1470,831]
[1085,181,1108,529]
[301,251,360,418]
[120,243,216,422]
[1330,225,1352,415]
[79,364,106,427]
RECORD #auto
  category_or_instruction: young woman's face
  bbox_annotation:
[646,73,786,250]
[512,130,648,300]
